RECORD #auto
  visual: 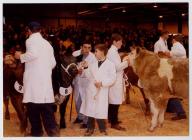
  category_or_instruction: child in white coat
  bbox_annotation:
[80,44,116,136]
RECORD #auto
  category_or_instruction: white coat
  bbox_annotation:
[170,42,187,58]
[107,45,128,104]
[80,59,116,119]
[20,33,56,103]
[72,50,97,102]
[154,37,169,53]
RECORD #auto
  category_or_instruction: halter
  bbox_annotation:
[57,63,77,101]
[123,73,130,87]
[60,63,77,77]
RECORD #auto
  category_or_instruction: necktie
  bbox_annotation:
[98,59,106,68]
[164,41,167,47]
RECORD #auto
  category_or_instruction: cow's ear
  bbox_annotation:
[136,47,141,54]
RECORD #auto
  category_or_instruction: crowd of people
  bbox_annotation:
[3,22,188,57]
[3,22,188,137]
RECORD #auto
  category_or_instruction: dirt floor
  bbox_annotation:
[3,86,189,137]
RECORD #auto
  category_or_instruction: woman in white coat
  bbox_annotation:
[80,44,116,136]
[107,33,129,131]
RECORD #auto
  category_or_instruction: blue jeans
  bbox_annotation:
[75,94,88,124]
[166,98,186,115]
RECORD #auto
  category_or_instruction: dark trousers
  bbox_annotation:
[108,104,120,125]
[166,98,186,115]
[26,103,60,137]
[87,117,106,131]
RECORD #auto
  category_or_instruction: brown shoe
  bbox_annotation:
[117,121,122,124]
[80,123,87,129]
[73,118,83,124]
[111,124,126,131]
[100,130,108,136]
[172,114,187,120]
[108,120,122,124]
[84,129,94,136]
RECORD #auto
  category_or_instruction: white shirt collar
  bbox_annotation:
[30,32,42,38]
[160,37,165,42]
[173,42,182,47]
[111,44,118,51]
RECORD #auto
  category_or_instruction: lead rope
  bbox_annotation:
[60,63,76,126]
[123,73,149,125]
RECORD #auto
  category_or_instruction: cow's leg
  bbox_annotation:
[158,109,165,127]
[140,88,150,115]
[10,94,27,133]
[18,96,28,134]
[157,97,168,128]
[125,86,131,104]
[52,104,58,122]
[59,95,70,129]
[4,95,10,120]
[148,98,159,132]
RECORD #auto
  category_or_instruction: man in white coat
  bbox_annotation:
[72,41,97,128]
[154,30,169,54]
[164,34,187,120]
[107,33,129,131]
[15,22,59,136]
[165,34,187,58]
[80,44,116,136]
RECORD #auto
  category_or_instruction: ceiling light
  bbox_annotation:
[101,5,108,9]
[122,9,126,13]
[78,10,90,15]
[153,4,158,8]
[159,15,163,18]
[182,13,186,16]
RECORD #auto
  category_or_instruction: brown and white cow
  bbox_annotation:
[126,47,189,131]
[120,52,150,115]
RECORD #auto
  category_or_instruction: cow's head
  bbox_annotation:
[125,47,153,74]
[125,47,143,67]
[60,50,79,79]
[4,54,17,68]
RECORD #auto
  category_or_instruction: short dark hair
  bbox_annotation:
[111,33,123,42]
[95,44,108,56]
[28,21,41,33]
[173,35,183,43]
[160,30,169,36]
[82,39,92,46]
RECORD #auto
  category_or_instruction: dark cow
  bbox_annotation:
[3,54,27,134]
[52,47,79,129]
[3,49,79,133]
